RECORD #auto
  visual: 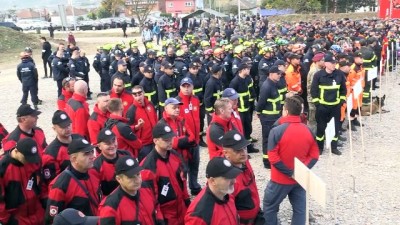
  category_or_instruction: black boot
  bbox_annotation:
[199,137,207,148]
[247,144,259,153]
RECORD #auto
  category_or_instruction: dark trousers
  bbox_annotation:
[200,104,206,134]
[83,74,91,96]
[21,85,38,105]
[315,105,340,150]
[138,143,154,162]
[259,116,276,154]
[100,71,110,92]
[239,111,253,140]
[263,181,306,225]
[207,113,212,125]
[188,146,201,191]
[363,70,372,105]
[56,79,63,97]
[43,59,52,77]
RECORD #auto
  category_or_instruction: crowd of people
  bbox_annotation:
[1,14,398,225]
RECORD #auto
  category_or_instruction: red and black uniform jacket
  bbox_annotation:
[45,166,101,225]
[0,123,8,149]
[104,115,142,157]
[268,116,319,185]
[232,160,260,225]
[206,114,237,160]
[159,112,196,162]
[57,89,73,111]
[99,186,164,225]
[88,104,109,144]
[93,150,130,196]
[176,92,201,144]
[109,89,134,116]
[140,149,190,225]
[125,98,158,146]
[0,152,47,225]
[184,186,239,225]
[2,126,47,154]
[65,93,90,140]
[230,109,244,135]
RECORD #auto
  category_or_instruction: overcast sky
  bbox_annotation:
[0,0,100,10]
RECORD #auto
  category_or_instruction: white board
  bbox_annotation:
[353,80,363,99]
[368,67,378,81]
[325,118,335,149]
[347,94,353,116]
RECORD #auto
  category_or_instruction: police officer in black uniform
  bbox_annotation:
[17,52,39,108]
[139,65,158,108]
[157,62,177,117]
[204,64,224,124]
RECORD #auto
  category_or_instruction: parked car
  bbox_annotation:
[0,22,23,31]
[76,21,104,31]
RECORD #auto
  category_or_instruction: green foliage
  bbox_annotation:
[97,7,112,19]
[87,11,97,20]
[77,16,85,22]
[160,13,172,18]
[101,0,124,17]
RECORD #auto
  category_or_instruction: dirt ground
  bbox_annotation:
[0,29,399,224]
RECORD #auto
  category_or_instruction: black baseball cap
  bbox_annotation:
[139,62,147,67]
[68,138,95,154]
[221,130,250,151]
[274,60,285,66]
[115,155,143,177]
[237,63,251,71]
[288,53,302,59]
[189,62,201,68]
[53,208,98,225]
[152,123,176,139]
[52,110,71,128]
[16,138,40,163]
[206,157,242,179]
[324,54,337,63]
[163,62,174,69]
[269,66,282,74]
[211,64,223,73]
[97,128,116,143]
[16,104,41,117]
[222,88,239,100]
[114,50,123,57]
[143,65,154,73]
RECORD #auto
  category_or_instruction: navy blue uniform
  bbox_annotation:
[17,58,39,105]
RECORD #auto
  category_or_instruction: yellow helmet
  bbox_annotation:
[146,42,154,49]
[201,40,210,47]
[234,45,244,54]
[243,41,252,48]
[176,49,184,57]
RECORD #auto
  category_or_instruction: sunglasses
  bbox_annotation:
[132,91,143,96]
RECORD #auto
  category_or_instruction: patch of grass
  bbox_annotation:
[0,27,41,53]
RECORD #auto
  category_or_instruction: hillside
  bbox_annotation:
[0,27,41,53]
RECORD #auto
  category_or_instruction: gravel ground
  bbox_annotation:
[1,35,399,225]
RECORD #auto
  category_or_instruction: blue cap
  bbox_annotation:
[222,88,239,100]
[180,77,193,86]
[164,98,183,106]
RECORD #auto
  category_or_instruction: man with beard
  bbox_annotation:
[184,156,241,225]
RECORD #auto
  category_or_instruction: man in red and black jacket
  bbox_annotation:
[104,98,142,157]
[57,77,75,111]
[42,110,78,185]
[0,138,47,225]
[222,88,244,134]
[263,97,319,225]
[159,97,196,163]
[140,123,191,225]
[88,92,110,145]
[185,157,241,225]
[175,78,202,195]
[65,80,90,140]
[45,137,101,225]
[109,76,133,116]
[99,155,165,225]
[2,104,47,154]
[222,130,262,225]
[126,85,158,162]
[93,128,130,196]
[206,98,238,159]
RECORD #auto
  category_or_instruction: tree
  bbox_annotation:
[261,0,321,13]
[101,0,124,17]
[97,7,112,18]
[127,0,157,31]
[87,11,97,20]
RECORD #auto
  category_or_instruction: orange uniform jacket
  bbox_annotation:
[285,64,302,93]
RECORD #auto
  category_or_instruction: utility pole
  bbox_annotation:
[325,0,328,13]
